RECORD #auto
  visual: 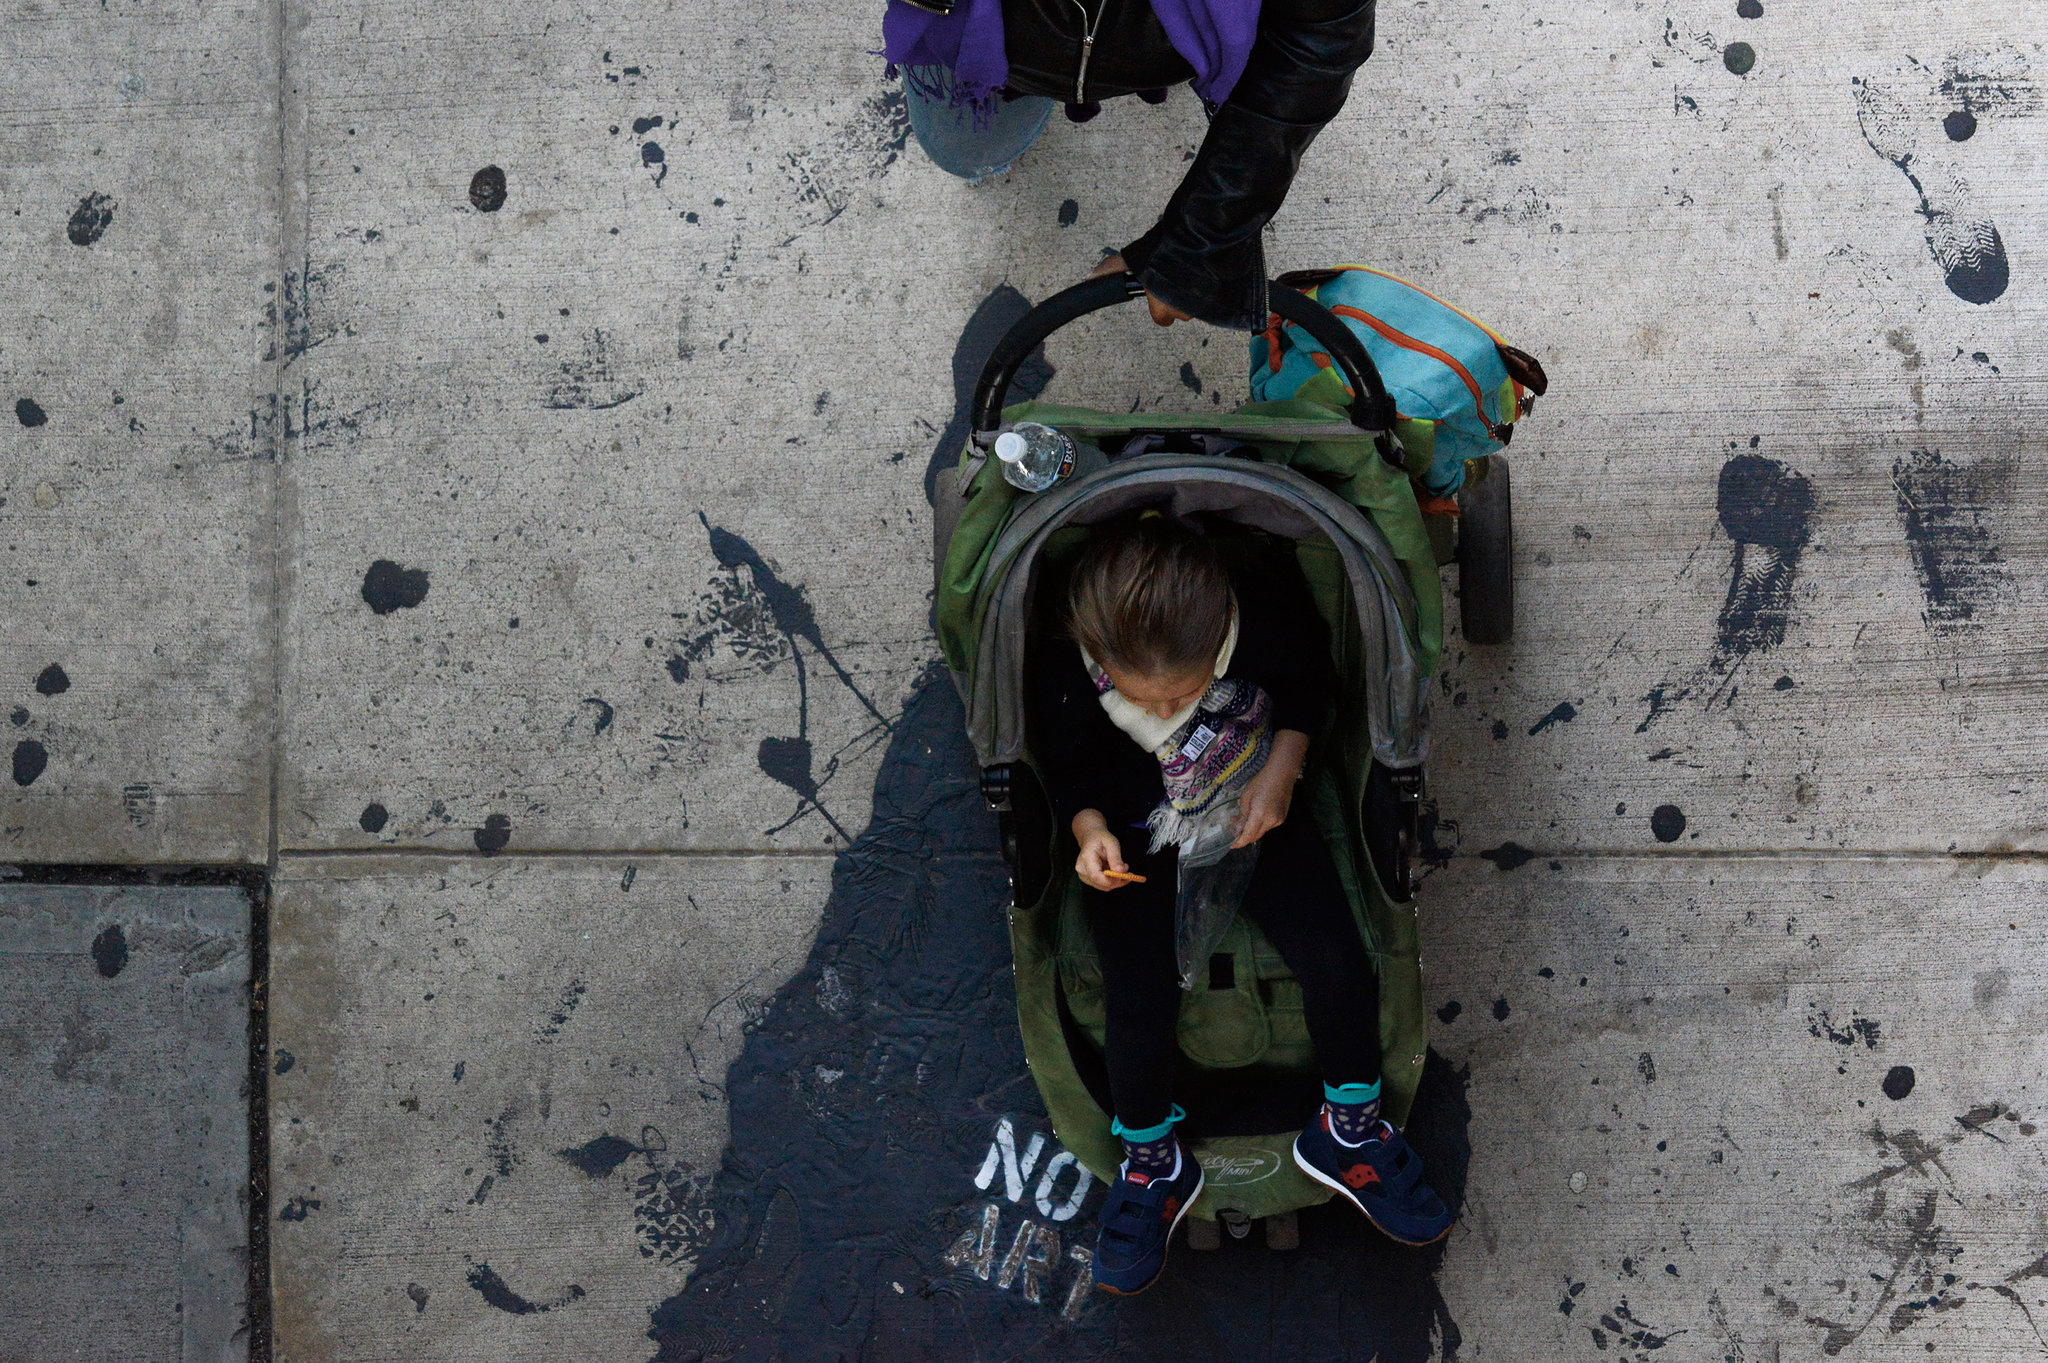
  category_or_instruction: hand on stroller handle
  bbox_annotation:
[967,270,1400,446]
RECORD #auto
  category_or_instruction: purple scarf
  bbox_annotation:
[883,0,1260,110]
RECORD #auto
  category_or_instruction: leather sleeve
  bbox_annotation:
[1121,0,1376,330]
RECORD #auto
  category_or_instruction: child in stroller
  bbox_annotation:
[1029,512,1455,1296]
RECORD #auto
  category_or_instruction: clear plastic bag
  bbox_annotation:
[1172,800,1260,990]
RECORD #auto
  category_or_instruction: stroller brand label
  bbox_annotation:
[1181,724,1218,760]
[1199,1148,1283,1187]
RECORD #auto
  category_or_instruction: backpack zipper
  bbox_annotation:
[1067,0,1105,104]
[1334,264,1528,416]
[1327,303,1508,441]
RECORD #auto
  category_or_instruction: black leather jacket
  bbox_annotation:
[998,0,1378,329]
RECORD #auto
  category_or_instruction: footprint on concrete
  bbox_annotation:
[1853,49,2038,304]
[1713,452,1814,666]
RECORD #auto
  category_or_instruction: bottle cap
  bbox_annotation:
[994,432,1025,463]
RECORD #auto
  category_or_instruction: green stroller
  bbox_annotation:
[932,272,1515,1247]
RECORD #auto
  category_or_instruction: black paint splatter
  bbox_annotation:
[1527,701,1576,735]
[469,165,507,212]
[360,560,430,614]
[12,739,48,786]
[359,802,388,833]
[278,1195,321,1222]
[67,192,116,246]
[1057,198,1078,226]
[15,398,47,428]
[1892,449,2011,631]
[1479,841,1535,871]
[1810,1008,1881,1049]
[648,668,1472,1361]
[1492,997,1511,1022]
[536,981,586,1040]
[924,285,1056,506]
[642,141,667,186]
[1773,674,1795,691]
[1735,0,1761,16]
[1178,361,1203,395]
[560,1133,639,1179]
[1944,109,1976,141]
[1723,42,1755,75]
[1436,1000,1462,1024]
[1650,804,1687,842]
[34,664,69,696]
[90,924,127,978]
[274,1048,296,1075]
[473,813,511,854]
[632,115,663,135]
[1883,1065,1916,1100]
[1590,1299,1683,1353]
[464,1264,577,1313]
[1715,453,1812,662]
[466,1264,537,1314]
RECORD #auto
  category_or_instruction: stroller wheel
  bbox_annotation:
[1456,453,1513,645]
[1263,1210,1300,1251]
[1186,1216,1223,1252]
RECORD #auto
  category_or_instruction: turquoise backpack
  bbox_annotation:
[1250,266,1546,497]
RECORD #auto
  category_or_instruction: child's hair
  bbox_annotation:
[1067,514,1232,677]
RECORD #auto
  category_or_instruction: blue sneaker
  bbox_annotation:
[1093,1142,1204,1296]
[1293,1107,1454,1246]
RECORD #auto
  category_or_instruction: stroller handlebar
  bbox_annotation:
[967,273,1398,444]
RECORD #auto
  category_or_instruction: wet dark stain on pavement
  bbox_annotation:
[12,738,48,786]
[647,666,1473,1363]
[34,664,69,696]
[469,166,508,212]
[15,398,47,428]
[473,813,512,854]
[67,191,116,246]
[1650,804,1687,842]
[1892,449,2012,631]
[467,1262,584,1314]
[1479,841,1535,871]
[560,1133,639,1179]
[361,559,430,614]
[1527,700,1575,735]
[90,923,127,978]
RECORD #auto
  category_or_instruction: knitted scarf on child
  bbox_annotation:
[1080,612,1274,851]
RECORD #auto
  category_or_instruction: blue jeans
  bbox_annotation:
[902,65,1054,181]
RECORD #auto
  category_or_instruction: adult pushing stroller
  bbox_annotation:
[933,270,1529,1247]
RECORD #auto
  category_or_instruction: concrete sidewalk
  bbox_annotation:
[4,0,2046,1357]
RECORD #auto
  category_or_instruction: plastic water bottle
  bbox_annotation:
[995,422,1079,492]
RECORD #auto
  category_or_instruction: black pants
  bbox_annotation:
[1083,809,1382,1131]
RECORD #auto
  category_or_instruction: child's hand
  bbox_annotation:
[1232,729,1311,849]
[1073,810,1132,892]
